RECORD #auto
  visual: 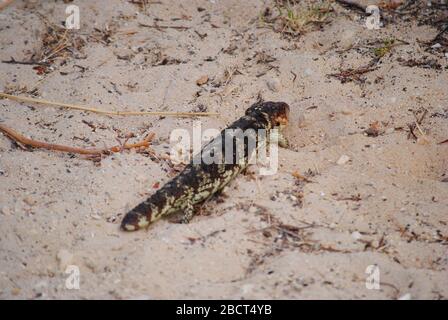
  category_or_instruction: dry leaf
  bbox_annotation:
[364,121,381,137]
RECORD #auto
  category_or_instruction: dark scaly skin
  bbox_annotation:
[121,101,290,231]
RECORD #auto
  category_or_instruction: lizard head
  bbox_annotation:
[245,101,290,129]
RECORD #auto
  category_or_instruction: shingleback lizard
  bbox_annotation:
[121,101,290,231]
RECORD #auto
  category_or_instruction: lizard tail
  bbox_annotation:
[121,200,153,231]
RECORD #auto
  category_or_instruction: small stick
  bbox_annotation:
[0,123,155,155]
[414,121,427,138]
[290,70,297,83]
[0,0,14,11]
[412,109,428,140]
[138,23,190,30]
[128,0,162,6]
[433,25,448,42]
[407,123,418,140]
[2,57,50,66]
[328,66,376,82]
[0,92,218,117]
[417,108,428,125]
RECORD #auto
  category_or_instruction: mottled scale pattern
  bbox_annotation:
[121,101,290,231]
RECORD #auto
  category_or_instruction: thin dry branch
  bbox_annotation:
[328,64,377,83]
[0,0,14,11]
[0,92,218,117]
[2,57,50,66]
[0,123,155,155]
[138,22,190,30]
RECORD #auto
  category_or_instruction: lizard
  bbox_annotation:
[120,101,290,231]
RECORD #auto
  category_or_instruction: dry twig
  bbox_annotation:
[0,0,14,11]
[0,123,155,156]
[138,23,190,31]
[328,64,377,83]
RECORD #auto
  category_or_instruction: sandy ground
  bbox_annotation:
[0,0,447,299]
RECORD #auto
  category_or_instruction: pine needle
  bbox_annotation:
[0,92,218,117]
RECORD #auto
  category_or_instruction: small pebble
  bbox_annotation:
[196,75,209,86]
[266,78,281,92]
[351,231,362,240]
[11,288,21,296]
[23,195,37,206]
[83,257,97,272]
[337,155,350,165]
[1,205,11,216]
[398,293,412,300]
[133,53,145,65]
[114,48,134,60]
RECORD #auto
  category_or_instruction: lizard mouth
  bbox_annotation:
[274,103,290,127]
[275,114,289,127]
